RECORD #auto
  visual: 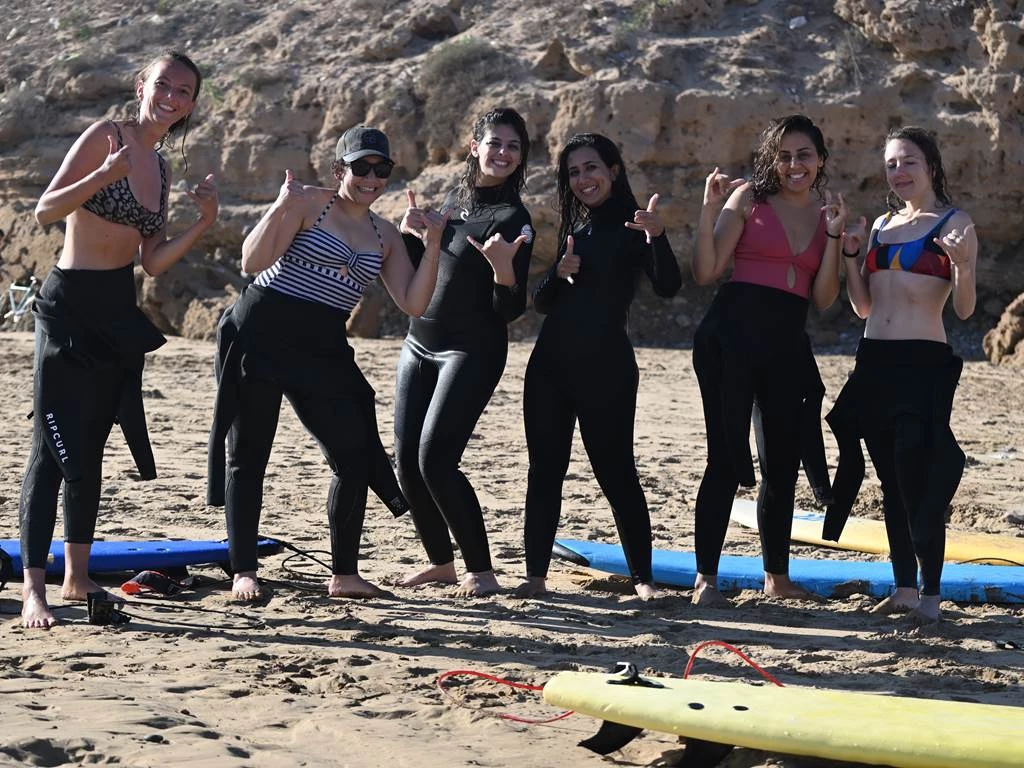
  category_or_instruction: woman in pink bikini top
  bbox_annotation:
[689,114,847,608]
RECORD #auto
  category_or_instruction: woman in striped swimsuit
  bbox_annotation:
[209,126,446,601]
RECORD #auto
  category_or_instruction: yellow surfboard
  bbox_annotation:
[732,499,1024,565]
[544,670,1024,768]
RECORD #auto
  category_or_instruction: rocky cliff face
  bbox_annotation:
[1,0,1020,351]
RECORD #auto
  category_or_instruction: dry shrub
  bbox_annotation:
[417,37,514,151]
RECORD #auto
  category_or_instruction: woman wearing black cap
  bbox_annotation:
[394,107,535,597]
[208,125,447,601]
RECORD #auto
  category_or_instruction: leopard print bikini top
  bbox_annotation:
[81,121,168,238]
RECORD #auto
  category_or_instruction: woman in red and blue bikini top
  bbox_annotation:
[690,114,847,608]
[827,126,977,625]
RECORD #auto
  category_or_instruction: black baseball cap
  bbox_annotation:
[336,126,391,162]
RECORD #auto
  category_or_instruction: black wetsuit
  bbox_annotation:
[19,265,164,569]
[825,339,964,596]
[693,285,830,578]
[394,185,533,573]
[207,202,406,576]
[522,195,681,583]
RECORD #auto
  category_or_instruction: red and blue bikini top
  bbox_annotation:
[865,208,957,281]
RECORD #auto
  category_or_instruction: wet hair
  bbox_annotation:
[884,126,952,211]
[455,107,530,210]
[133,50,203,172]
[555,133,639,251]
[749,114,830,202]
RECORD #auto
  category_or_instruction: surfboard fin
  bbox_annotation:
[552,541,590,567]
[578,720,644,754]
[676,738,735,768]
[578,726,735,767]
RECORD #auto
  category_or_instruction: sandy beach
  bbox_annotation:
[1,330,1022,768]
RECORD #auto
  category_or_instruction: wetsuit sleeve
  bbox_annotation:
[640,231,682,297]
[531,261,561,315]
[403,232,425,268]
[492,206,534,322]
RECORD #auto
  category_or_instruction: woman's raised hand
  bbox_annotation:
[703,166,744,206]
[276,169,308,210]
[401,190,449,244]
[466,230,529,285]
[400,190,427,240]
[99,134,132,182]
[935,223,976,267]
[625,193,664,244]
[422,206,450,248]
[824,190,848,237]
[187,172,219,223]
[556,234,580,282]
[843,215,868,256]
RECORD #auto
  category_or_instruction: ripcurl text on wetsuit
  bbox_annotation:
[394,184,534,573]
[522,194,681,583]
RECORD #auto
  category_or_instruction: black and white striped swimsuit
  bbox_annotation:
[255,194,384,312]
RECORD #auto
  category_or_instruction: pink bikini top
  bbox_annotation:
[731,201,827,299]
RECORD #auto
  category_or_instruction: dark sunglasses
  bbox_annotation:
[349,157,395,179]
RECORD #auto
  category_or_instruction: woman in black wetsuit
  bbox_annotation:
[21,50,219,628]
[207,126,445,601]
[394,107,535,597]
[515,133,681,600]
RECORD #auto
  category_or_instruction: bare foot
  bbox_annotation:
[907,594,941,626]
[634,582,659,601]
[763,572,822,601]
[692,583,732,607]
[61,576,105,602]
[869,587,920,615]
[453,570,500,597]
[328,574,394,599]
[513,576,548,598]
[399,561,458,587]
[692,574,731,607]
[231,572,265,602]
[22,581,57,629]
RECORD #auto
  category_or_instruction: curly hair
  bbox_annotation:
[455,107,530,211]
[133,50,203,172]
[884,126,952,211]
[554,133,639,252]
[748,114,829,202]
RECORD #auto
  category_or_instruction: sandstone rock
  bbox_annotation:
[983,293,1024,366]
[649,0,725,32]
[533,39,585,82]
[1,0,1021,344]
[834,0,969,56]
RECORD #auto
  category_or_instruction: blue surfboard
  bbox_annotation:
[553,539,1024,604]
[0,538,283,576]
